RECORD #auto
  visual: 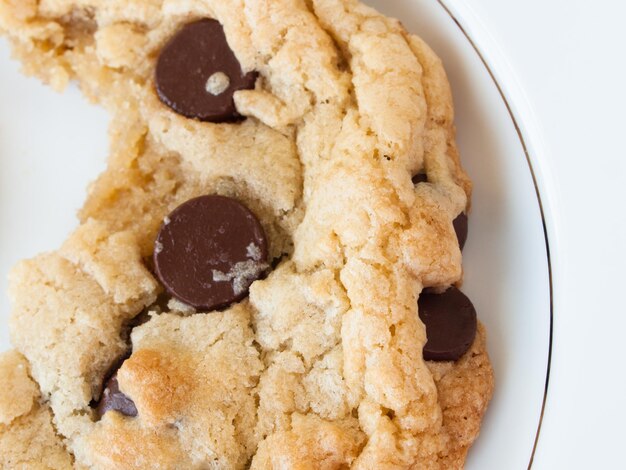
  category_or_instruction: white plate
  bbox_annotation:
[459,1,626,467]
[0,1,551,468]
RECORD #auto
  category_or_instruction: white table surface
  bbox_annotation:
[457,0,626,467]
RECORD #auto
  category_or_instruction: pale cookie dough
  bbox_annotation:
[0,351,74,469]
[0,0,493,468]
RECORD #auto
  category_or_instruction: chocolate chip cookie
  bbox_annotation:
[0,0,493,468]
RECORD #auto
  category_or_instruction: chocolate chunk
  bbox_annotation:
[418,286,477,361]
[155,19,257,122]
[96,372,137,419]
[412,173,428,185]
[154,195,268,311]
[453,212,468,250]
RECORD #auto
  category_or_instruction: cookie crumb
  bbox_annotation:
[167,298,196,315]
[246,243,262,261]
[212,259,268,296]
[205,72,230,96]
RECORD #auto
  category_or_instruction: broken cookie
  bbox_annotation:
[0,0,493,468]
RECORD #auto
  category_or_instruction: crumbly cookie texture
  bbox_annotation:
[0,351,74,469]
[0,0,493,468]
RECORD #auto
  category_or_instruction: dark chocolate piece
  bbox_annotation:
[418,286,477,361]
[96,372,137,419]
[156,19,257,122]
[412,173,428,185]
[453,212,468,251]
[154,195,268,311]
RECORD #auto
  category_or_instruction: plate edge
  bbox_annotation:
[433,1,554,467]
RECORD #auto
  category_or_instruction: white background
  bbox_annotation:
[456,0,626,467]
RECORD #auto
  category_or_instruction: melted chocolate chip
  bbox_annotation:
[453,212,468,251]
[155,19,257,122]
[154,195,269,311]
[418,286,477,361]
[412,173,428,185]
[96,372,137,419]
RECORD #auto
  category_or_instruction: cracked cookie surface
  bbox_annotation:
[0,0,493,468]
